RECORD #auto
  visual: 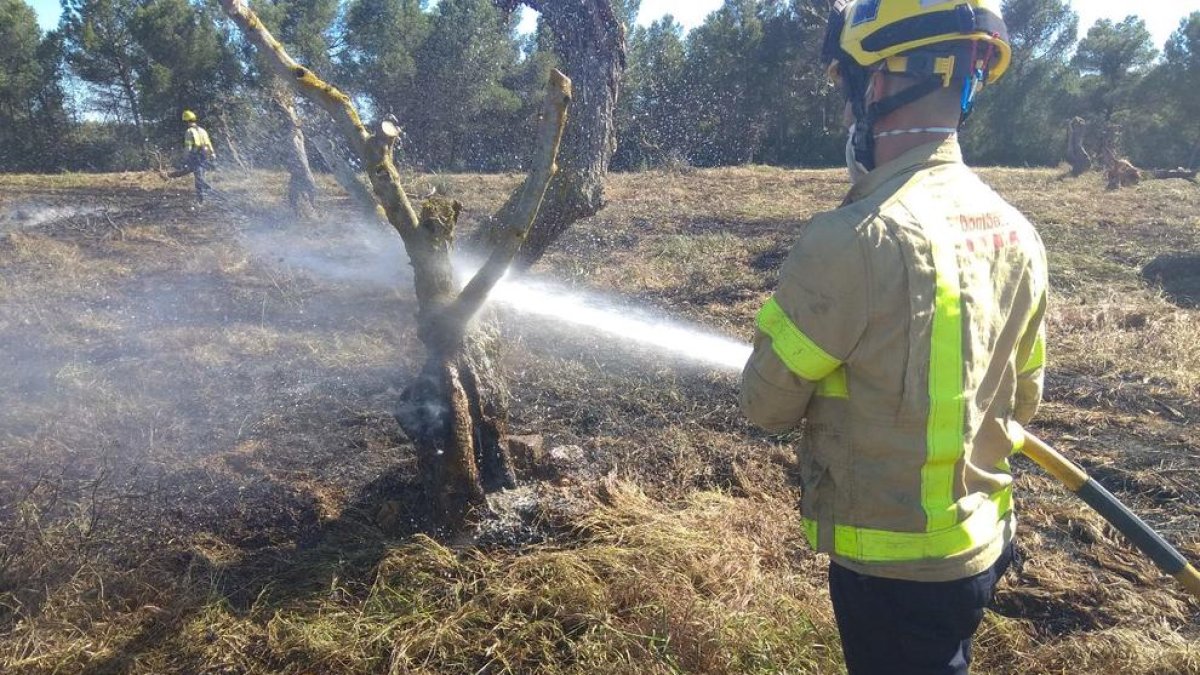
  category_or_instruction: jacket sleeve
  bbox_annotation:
[740,216,869,433]
[1014,289,1047,425]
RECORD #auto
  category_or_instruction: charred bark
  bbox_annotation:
[485,0,626,269]
[218,0,569,528]
[1150,168,1199,182]
[395,200,517,528]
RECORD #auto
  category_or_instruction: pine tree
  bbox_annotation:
[59,0,148,132]
[410,0,522,170]
[0,0,70,170]
[129,0,241,137]
[340,0,430,123]
[1124,12,1200,168]
[1072,16,1157,122]
[962,0,1079,166]
[614,16,688,168]
[684,0,767,165]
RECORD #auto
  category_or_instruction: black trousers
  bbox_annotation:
[828,545,1014,675]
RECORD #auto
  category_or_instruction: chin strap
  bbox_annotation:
[874,127,959,139]
[847,39,998,170]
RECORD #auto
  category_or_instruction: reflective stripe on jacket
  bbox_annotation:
[185,125,213,155]
[740,138,1048,582]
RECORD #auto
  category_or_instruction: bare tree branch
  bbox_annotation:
[218,0,578,521]
[486,0,626,270]
[441,70,573,344]
[217,0,420,236]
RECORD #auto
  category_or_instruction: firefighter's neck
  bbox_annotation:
[869,72,960,167]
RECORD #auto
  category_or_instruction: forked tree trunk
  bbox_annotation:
[219,0,572,529]
[397,203,517,525]
[487,0,627,269]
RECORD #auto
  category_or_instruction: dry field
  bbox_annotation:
[0,166,1197,674]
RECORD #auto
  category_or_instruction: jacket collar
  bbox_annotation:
[846,136,963,204]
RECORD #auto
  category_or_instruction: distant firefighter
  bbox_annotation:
[169,110,217,204]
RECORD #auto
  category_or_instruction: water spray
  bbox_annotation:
[248,219,1200,600]
[483,274,753,372]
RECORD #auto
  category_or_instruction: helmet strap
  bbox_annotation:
[874,127,958,139]
[960,39,997,124]
[841,63,877,171]
[852,76,945,170]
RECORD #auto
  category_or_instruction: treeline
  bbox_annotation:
[0,0,1197,173]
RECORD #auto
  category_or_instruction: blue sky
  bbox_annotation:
[28,0,1198,50]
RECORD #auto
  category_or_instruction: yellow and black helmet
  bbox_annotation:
[822,0,1011,170]
[825,0,1011,85]
[182,110,198,122]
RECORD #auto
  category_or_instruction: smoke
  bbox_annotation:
[0,201,107,233]
[240,218,752,373]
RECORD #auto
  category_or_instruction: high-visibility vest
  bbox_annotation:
[740,137,1048,582]
[185,125,213,156]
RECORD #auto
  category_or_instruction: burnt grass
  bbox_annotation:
[0,168,1198,673]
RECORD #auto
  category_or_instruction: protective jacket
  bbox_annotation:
[185,124,214,159]
[740,138,1047,582]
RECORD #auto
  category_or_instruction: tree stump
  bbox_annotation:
[1066,117,1091,176]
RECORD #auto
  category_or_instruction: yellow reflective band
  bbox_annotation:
[804,487,1012,563]
[884,54,958,87]
[756,297,843,382]
[1022,332,1045,374]
[817,367,849,399]
[924,227,966,533]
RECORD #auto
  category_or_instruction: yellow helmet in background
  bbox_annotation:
[830,0,1011,85]
[182,110,198,122]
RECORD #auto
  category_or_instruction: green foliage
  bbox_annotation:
[1123,13,1200,169]
[407,0,523,170]
[5,0,1200,173]
[252,0,338,73]
[1071,16,1157,120]
[614,16,688,169]
[340,0,430,122]
[962,0,1079,166]
[59,0,148,128]
[130,0,241,130]
[0,0,69,170]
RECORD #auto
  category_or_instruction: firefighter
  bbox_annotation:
[739,1,1047,673]
[169,110,216,204]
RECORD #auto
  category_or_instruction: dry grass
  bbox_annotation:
[1,166,1198,674]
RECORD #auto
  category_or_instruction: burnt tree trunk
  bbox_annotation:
[486,0,626,269]
[1066,117,1091,176]
[272,88,319,218]
[394,200,514,527]
[219,0,571,530]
